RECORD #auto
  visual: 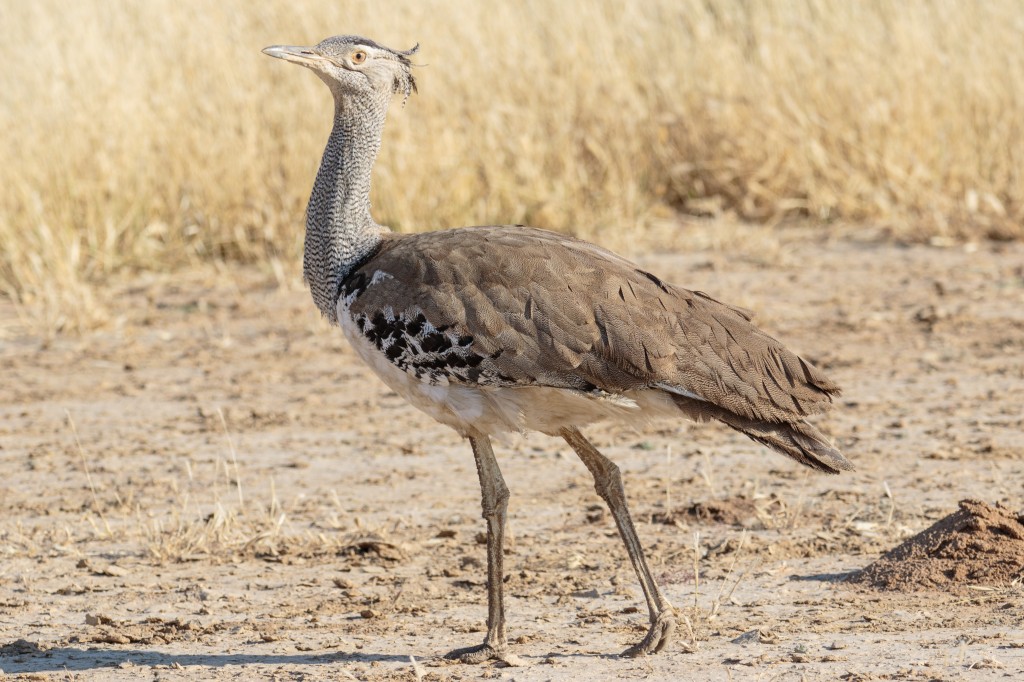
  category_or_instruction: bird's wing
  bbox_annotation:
[341,226,839,422]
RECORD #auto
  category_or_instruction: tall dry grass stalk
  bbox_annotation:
[2,0,1023,332]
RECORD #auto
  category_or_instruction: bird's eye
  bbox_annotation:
[351,51,367,64]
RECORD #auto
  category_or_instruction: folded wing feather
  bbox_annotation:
[345,225,840,422]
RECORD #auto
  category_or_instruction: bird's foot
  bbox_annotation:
[621,609,676,657]
[444,641,526,666]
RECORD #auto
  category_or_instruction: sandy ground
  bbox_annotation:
[2,225,1023,680]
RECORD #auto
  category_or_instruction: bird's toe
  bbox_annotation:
[444,642,526,666]
[621,609,676,657]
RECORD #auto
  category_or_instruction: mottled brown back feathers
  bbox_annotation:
[342,225,851,472]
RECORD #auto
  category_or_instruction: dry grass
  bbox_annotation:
[3,0,1024,332]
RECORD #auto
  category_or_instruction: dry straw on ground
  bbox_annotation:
[3,0,1023,332]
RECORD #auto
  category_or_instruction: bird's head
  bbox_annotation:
[263,35,418,105]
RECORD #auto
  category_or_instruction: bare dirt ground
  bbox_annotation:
[2,225,1023,681]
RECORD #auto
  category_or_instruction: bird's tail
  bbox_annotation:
[669,395,853,474]
[720,415,853,474]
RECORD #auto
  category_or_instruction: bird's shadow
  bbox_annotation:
[0,643,607,674]
[0,644,411,674]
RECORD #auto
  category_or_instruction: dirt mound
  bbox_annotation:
[850,500,1024,591]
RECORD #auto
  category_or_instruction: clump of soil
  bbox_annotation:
[76,615,219,646]
[653,497,760,527]
[850,500,1024,591]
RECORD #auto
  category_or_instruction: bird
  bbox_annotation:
[263,34,852,665]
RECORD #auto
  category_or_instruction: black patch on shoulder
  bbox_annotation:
[347,304,520,389]
[406,313,426,337]
[340,270,371,300]
[420,333,453,354]
[365,311,405,348]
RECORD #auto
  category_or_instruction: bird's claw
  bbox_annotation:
[444,642,526,666]
[621,609,676,657]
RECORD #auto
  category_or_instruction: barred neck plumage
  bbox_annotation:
[304,92,391,323]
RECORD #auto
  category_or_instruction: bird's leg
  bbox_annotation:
[560,427,676,657]
[445,434,524,666]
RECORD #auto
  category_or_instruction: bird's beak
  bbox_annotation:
[262,45,325,66]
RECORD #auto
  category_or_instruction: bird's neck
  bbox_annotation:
[304,96,389,323]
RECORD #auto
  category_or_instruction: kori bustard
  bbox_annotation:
[263,35,852,663]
